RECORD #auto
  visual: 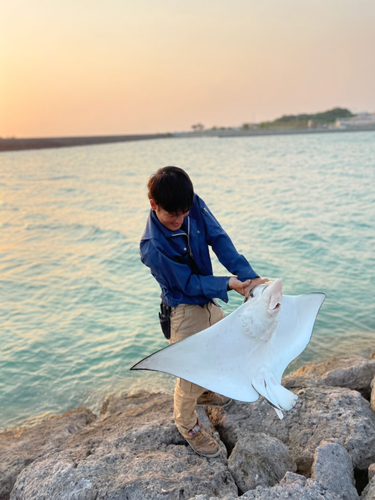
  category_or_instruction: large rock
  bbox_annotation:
[228,433,296,492]
[11,392,238,500]
[284,355,375,399]
[362,476,375,500]
[208,386,375,475]
[241,472,341,499]
[0,407,96,500]
[371,376,375,412]
[311,438,359,500]
[190,472,341,500]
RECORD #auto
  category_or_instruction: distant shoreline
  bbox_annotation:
[0,133,172,153]
[181,124,375,139]
[1,126,375,152]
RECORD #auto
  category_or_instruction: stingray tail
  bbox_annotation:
[252,372,298,419]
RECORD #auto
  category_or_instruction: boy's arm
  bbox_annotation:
[141,240,230,302]
[199,199,259,282]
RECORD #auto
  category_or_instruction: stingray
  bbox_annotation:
[131,279,325,419]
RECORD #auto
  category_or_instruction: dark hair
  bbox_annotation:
[148,166,194,213]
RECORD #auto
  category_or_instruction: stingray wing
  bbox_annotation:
[131,305,261,402]
[270,292,325,382]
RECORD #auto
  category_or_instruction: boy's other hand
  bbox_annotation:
[229,277,270,299]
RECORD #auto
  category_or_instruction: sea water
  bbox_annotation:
[1,131,374,429]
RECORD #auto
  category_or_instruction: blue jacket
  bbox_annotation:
[140,194,259,307]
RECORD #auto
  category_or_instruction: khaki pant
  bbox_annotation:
[168,302,225,435]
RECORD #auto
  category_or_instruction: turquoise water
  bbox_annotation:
[1,132,374,430]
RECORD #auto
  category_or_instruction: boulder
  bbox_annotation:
[361,476,375,500]
[10,392,238,500]
[0,407,96,500]
[189,472,342,500]
[311,438,359,500]
[190,495,237,500]
[228,433,296,492]
[283,355,375,399]
[240,472,341,500]
[207,386,375,475]
[371,376,375,412]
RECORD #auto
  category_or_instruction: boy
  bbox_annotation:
[140,166,267,457]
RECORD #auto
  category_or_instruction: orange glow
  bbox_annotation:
[1,0,375,137]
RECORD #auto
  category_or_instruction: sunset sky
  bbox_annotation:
[1,0,375,138]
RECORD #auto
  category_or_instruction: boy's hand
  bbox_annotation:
[244,277,270,298]
[229,277,270,299]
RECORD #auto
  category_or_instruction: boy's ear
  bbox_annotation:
[150,199,157,211]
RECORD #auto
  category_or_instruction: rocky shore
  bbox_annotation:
[1,353,375,500]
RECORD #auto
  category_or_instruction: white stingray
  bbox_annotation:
[131,279,325,419]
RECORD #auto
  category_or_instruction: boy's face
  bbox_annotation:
[150,200,189,231]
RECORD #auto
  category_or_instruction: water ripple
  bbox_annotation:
[1,132,374,429]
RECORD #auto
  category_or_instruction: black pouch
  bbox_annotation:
[159,302,171,340]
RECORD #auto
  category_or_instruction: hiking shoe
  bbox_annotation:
[197,391,232,407]
[184,422,221,458]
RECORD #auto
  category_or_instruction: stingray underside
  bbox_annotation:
[131,292,325,413]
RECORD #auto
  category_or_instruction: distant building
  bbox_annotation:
[335,113,375,129]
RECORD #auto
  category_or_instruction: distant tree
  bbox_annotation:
[273,108,353,126]
[191,123,204,132]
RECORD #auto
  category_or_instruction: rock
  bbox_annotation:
[371,376,375,412]
[240,472,341,499]
[190,495,237,500]
[283,355,375,399]
[5,354,375,500]
[207,386,375,475]
[0,407,96,500]
[189,472,343,500]
[369,464,375,481]
[311,438,359,500]
[228,433,296,492]
[361,476,375,500]
[11,392,238,500]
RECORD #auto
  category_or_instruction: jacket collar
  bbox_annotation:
[141,209,188,242]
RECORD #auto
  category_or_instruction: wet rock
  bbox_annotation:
[0,407,96,500]
[311,438,359,500]
[284,355,375,399]
[10,392,237,500]
[228,433,296,492]
[208,386,375,475]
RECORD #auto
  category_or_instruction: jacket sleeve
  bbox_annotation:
[199,199,259,281]
[141,240,230,302]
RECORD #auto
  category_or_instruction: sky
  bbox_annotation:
[1,0,375,138]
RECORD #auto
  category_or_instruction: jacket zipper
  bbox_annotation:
[187,216,194,259]
[170,217,194,259]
